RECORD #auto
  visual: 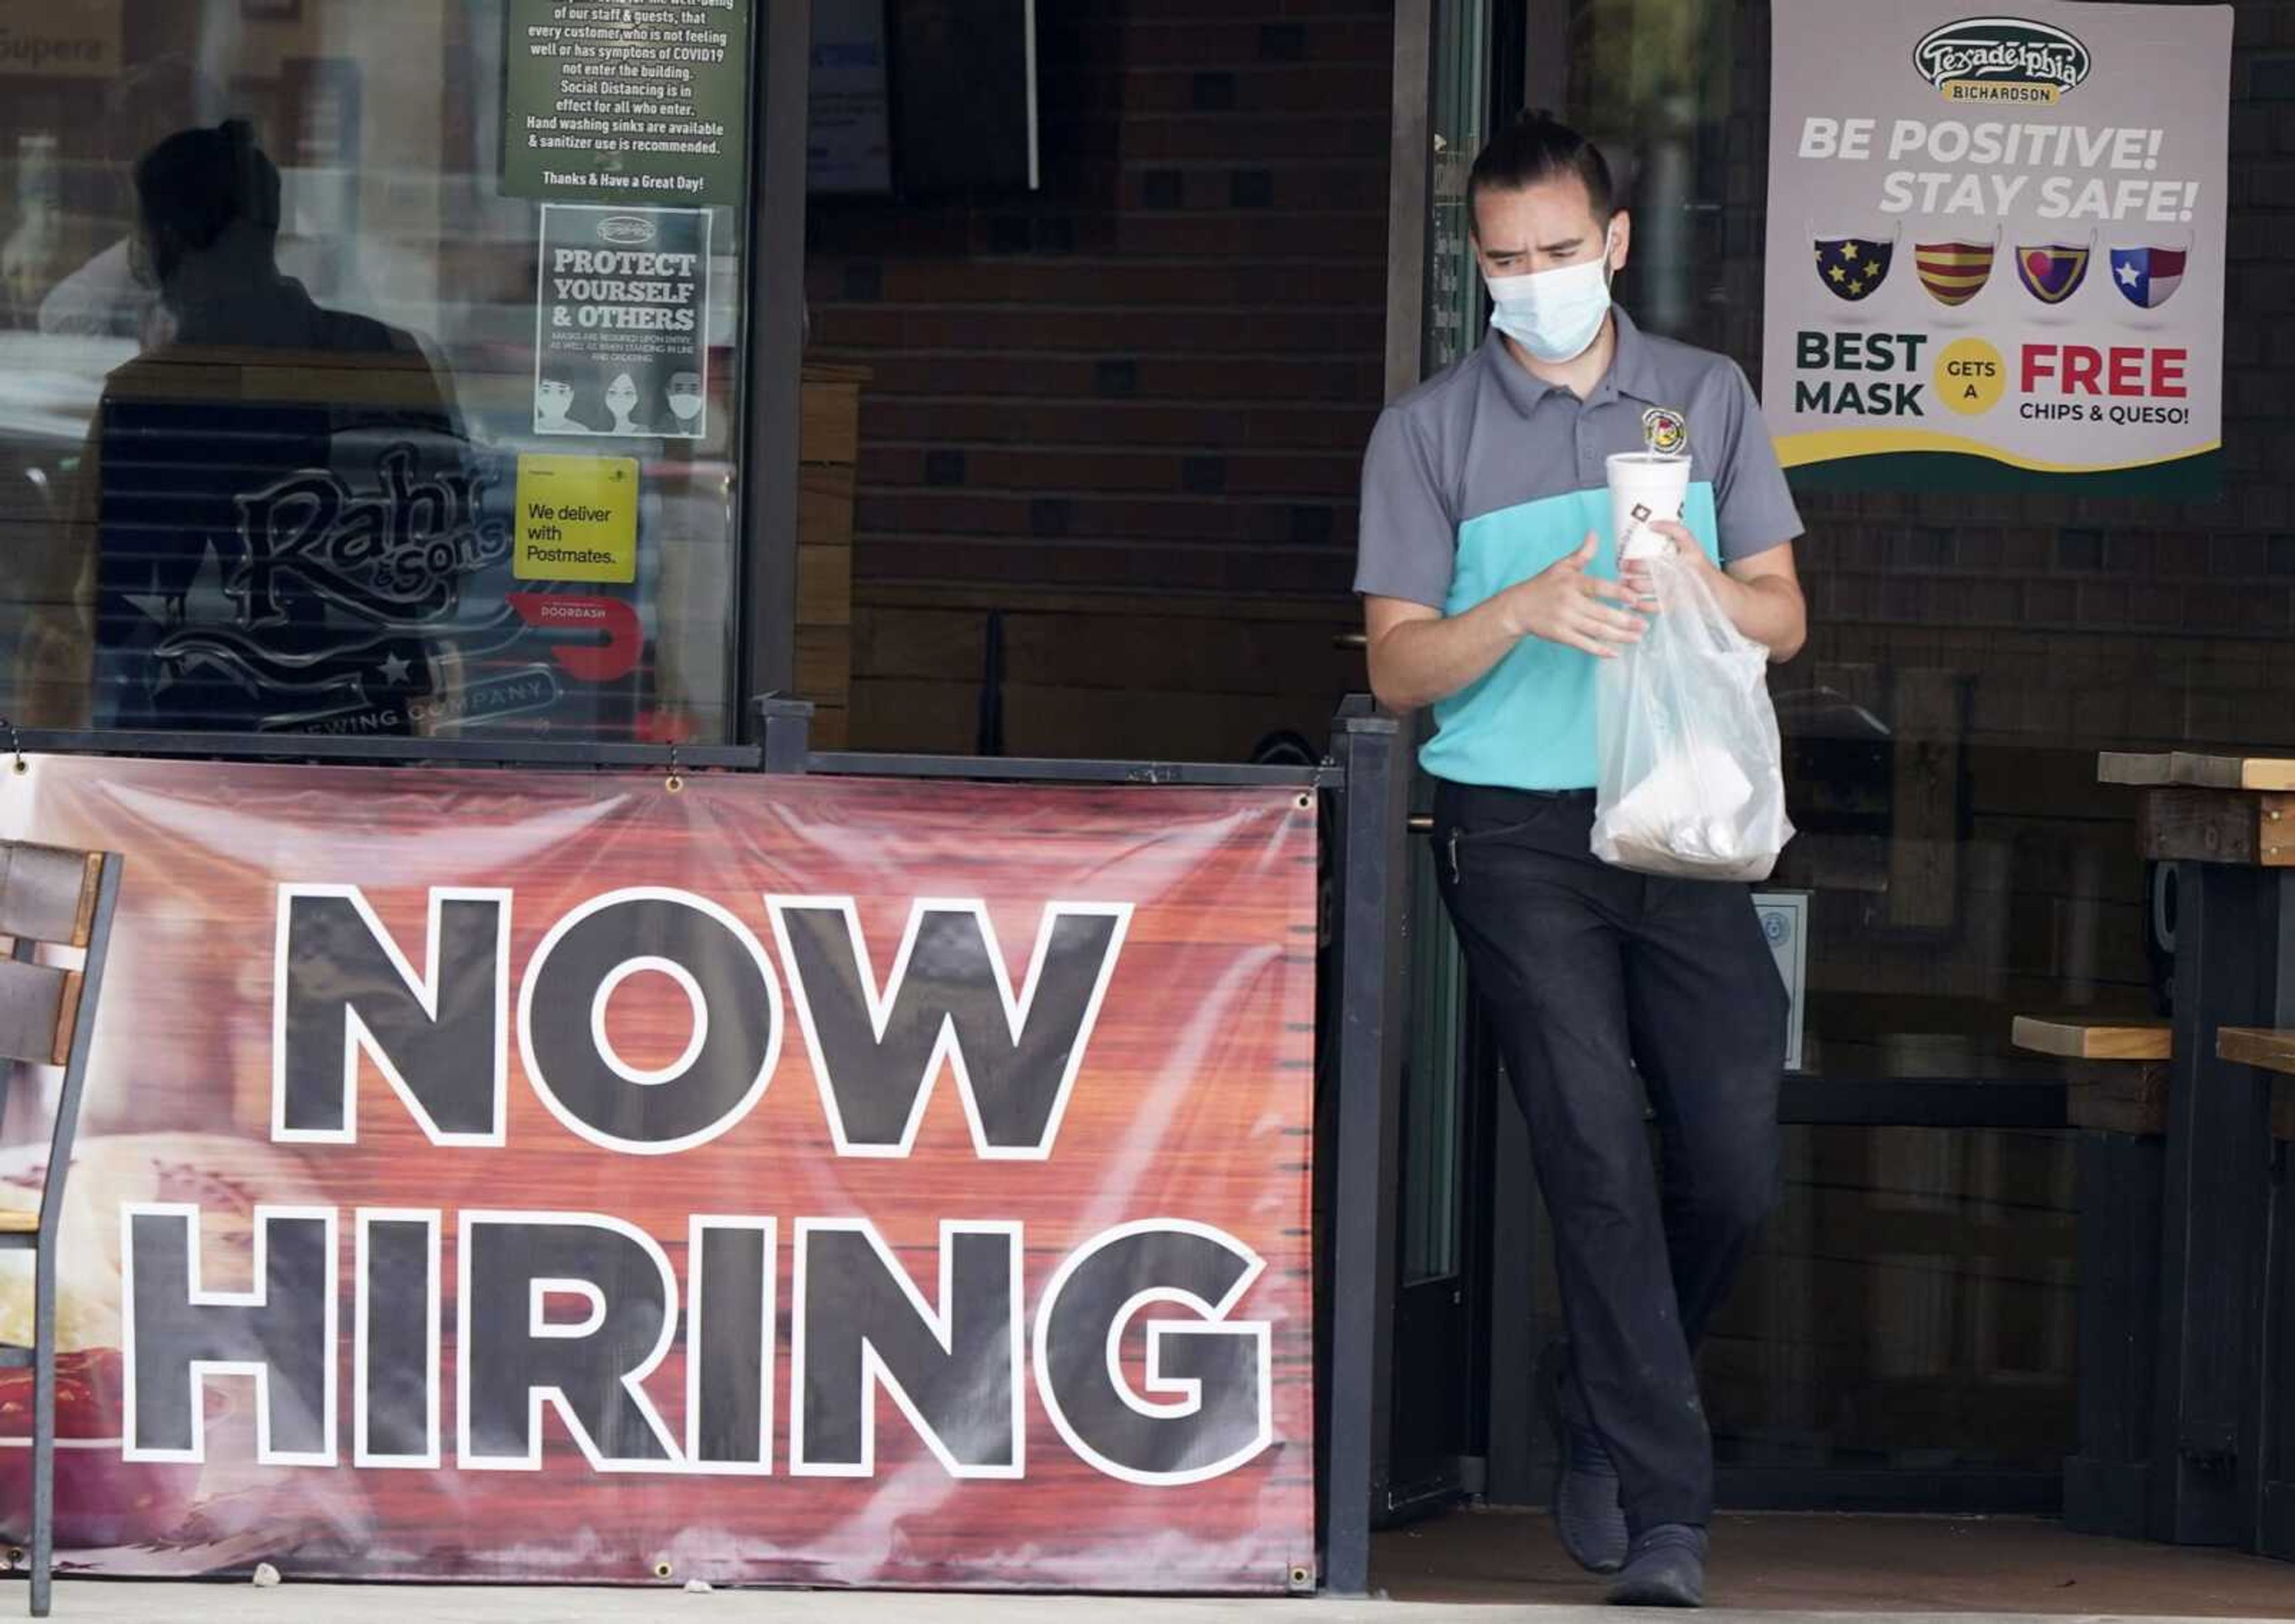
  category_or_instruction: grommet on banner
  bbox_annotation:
[653,1559,675,1580]
[665,744,684,795]
[1295,792,1312,811]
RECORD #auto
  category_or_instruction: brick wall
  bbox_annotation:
[803,0,1393,760]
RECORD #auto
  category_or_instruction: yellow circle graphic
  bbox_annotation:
[1935,337,2006,417]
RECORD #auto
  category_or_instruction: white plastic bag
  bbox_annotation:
[1591,546,1794,882]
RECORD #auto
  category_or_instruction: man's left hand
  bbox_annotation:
[1620,519,1809,662]
[1618,518,1716,610]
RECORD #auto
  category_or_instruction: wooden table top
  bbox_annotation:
[2218,1026,2295,1076]
[2011,1015,2172,1062]
[2100,752,2295,791]
[2218,1029,2295,1140]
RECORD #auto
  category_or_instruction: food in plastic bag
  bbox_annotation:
[1591,544,1793,881]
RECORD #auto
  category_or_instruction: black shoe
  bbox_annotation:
[1536,1338,1627,1574]
[1606,1523,1708,1608]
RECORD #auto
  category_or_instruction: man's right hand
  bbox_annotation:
[1364,534,1644,712]
[1498,533,1646,658]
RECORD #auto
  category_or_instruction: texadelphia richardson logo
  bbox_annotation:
[1913,16,2092,105]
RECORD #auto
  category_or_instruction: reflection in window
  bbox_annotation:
[1,1,745,744]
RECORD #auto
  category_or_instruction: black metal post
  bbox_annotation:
[2066,1127,2164,1536]
[975,610,1006,759]
[735,0,812,735]
[2256,873,2295,1556]
[1382,0,1433,402]
[752,692,817,775]
[2262,1132,2295,1559]
[754,696,816,775]
[1318,698,1409,1595]
[2152,860,2281,1546]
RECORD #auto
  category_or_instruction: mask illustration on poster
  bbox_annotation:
[2109,227,2191,311]
[2015,230,2095,306]
[535,204,712,442]
[605,372,642,435]
[537,376,581,432]
[1913,225,1999,309]
[1811,222,1898,304]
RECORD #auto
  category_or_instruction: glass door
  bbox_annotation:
[1379,0,1510,1524]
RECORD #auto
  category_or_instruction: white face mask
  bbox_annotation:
[1484,228,1617,363]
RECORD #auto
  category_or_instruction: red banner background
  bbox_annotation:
[0,754,1317,1591]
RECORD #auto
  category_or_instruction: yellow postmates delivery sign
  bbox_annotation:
[513,454,638,583]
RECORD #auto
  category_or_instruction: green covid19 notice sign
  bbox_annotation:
[503,0,749,207]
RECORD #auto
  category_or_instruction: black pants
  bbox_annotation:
[1432,779,1787,1534]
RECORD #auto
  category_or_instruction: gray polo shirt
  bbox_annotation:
[1355,307,1803,790]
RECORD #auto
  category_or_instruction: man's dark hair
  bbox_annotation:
[135,119,282,255]
[1468,113,1615,229]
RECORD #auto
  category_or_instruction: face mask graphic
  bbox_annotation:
[2015,233,2095,305]
[1485,227,1617,363]
[1812,224,1899,303]
[1914,228,1997,307]
[2107,237,2189,310]
[666,375,705,423]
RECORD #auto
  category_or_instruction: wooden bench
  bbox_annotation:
[2213,1027,2295,1562]
[2013,1016,2171,1539]
[2013,1017,2172,1136]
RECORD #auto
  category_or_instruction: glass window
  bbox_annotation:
[0,0,750,744]
[1534,0,2256,1487]
[1710,1126,2075,1479]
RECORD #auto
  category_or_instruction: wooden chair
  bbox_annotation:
[0,842,123,1617]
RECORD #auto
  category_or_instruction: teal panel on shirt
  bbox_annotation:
[1421,481,1719,791]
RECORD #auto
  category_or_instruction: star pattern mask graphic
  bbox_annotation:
[1814,236,1893,302]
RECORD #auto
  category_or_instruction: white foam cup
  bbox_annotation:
[1606,451,1691,561]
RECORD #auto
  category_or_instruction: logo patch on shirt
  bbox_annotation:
[1641,406,1688,456]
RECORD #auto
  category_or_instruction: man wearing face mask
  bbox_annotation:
[1354,115,1806,1608]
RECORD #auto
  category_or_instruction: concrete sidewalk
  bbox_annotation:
[11,1589,2295,1623]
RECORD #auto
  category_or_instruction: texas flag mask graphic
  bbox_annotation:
[2109,245,2188,310]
